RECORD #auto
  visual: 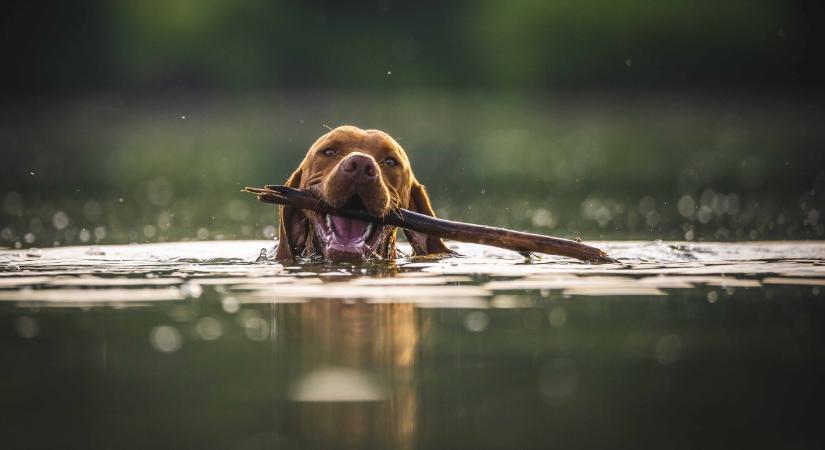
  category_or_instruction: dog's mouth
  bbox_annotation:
[311,194,390,262]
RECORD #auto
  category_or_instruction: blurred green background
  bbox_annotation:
[1,0,824,247]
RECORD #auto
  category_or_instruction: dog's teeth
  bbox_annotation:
[362,223,373,241]
[325,214,332,230]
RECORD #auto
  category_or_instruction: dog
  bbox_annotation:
[273,125,451,262]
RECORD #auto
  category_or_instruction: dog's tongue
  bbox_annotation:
[330,216,369,242]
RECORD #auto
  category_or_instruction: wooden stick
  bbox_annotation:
[243,186,618,263]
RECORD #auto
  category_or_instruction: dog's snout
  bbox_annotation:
[340,154,378,181]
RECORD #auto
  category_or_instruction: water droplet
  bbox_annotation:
[52,211,70,230]
[539,357,578,401]
[194,317,223,341]
[85,246,106,256]
[806,209,820,227]
[548,306,567,328]
[146,178,174,206]
[531,208,556,228]
[3,192,23,216]
[638,196,656,214]
[180,281,203,299]
[261,225,276,239]
[290,367,386,402]
[150,325,182,353]
[244,317,270,341]
[15,316,39,338]
[255,248,269,262]
[221,296,240,313]
[83,200,102,221]
[697,206,713,224]
[168,305,196,322]
[654,334,682,365]
[25,248,42,258]
[464,311,489,332]
[677,195,696,218]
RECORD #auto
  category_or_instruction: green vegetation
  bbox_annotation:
[1,1,823,247]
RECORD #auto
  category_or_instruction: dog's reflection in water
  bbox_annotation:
[280,299,422,450]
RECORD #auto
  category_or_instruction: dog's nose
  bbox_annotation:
[340,154,378,181]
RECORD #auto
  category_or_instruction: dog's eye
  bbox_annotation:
[383,157,399,167]
[321,148,336,157]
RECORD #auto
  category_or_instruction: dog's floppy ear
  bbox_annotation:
[273,168,309,261]
[404,180,452,256]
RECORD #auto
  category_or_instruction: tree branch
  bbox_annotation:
[243,185,618,263]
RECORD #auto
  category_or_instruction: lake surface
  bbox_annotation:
[2,240,825,449]
[4,93,824,247]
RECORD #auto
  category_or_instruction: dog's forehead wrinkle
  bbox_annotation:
[315,137,341,151]
[311,127,408,161]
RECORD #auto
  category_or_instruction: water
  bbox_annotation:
[2,241,825,449]
[3,94,825,248]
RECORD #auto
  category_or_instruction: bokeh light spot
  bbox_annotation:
[464,311,489,332]
[149,325,182,353]
[548,306,568,328]
[654,334,682,365]
[538,357,578,401]
[15,316,39,338]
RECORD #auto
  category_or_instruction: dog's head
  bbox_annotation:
[274,125,450,262]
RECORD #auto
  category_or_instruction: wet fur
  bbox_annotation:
[274,125,450,261]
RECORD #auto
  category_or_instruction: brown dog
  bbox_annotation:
[274,125,450,262]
